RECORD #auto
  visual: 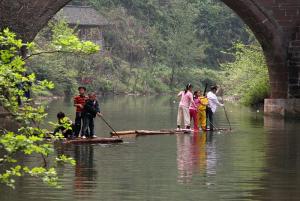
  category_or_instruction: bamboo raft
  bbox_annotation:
[61,137,123,145]
[110,128,230,137]
[110,129,186,137]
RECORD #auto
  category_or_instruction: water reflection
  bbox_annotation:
[1,97,300,201]
[251,120,300,200]
[263,115,285,130]
[177,132,216,184]
[73,145,97,196]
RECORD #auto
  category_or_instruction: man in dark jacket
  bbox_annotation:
[82,92,102,138]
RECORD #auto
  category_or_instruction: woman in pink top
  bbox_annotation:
[177,84,195,130]
[189,91,200,131]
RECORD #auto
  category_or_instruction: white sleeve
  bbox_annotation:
[209,94,223,106]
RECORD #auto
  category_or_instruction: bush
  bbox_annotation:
[220,42,270,106]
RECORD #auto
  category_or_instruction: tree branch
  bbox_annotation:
[23,50,76,61]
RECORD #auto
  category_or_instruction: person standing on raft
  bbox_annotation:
[206,86,224,131]
[82,92,102,139]
[189,91,201,131]
[198,90,209,131]
[177,84,195,131]
[74,86,88,138]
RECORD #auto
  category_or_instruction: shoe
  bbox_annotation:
[92,135,97,138]
[81,135,86,139]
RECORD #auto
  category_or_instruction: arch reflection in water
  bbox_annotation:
[176,132,217,184]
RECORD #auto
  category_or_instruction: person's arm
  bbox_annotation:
[198,97,202,105]
[210,94,224,106]
[96,101,103,117]
[189,93,196,107]
[177,91,182,97]
[73,97,83,108]
[202,98,209,106]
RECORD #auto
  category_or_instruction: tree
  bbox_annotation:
[220,42,270,105]
[194,0,252,67]
[29,20,100,96]
[163,1,201,89]
[0,25,99,188]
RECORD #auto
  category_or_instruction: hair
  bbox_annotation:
[57,112,65,119]
[184,83,193,94]
[78,86,86,91]
[210,85,218,91]
[88,92,96,97]
[193,91,199,100]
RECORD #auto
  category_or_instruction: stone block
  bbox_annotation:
[264,99,300,117]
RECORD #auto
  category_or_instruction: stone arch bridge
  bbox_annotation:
[0,0,300,117]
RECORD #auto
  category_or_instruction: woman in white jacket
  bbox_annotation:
[206,86,224,131]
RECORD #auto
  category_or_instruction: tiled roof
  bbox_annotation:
[55,5,109,26]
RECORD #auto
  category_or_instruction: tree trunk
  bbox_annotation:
[169,65,175,90]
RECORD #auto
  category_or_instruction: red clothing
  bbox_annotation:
[189,109,199,131]
[74,95,87,112]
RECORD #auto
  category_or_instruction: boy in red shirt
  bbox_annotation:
[74,86,87,138]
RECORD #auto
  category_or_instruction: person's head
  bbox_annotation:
[57,112,65,120]
[193,90,200,99]
[184,83,193,94]
[78,86,86,96]
[210,85,218,94]
[88,92,97,101]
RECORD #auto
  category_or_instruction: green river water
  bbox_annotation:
[1,95,300,201]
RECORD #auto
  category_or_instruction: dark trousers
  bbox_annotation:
[206,107,214,130]
[74,112,84,137]
[82,114,95,137]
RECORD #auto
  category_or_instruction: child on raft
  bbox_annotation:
[198,90,209,131]
[73,86,88,138]
[189,91,201,131]
[82,92,102,139]
[53,112,75,139]
[177,84,196,131]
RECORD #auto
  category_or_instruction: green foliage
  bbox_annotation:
[0,28,75,188]
[49,20,100,54]
[220,42,270,105]
[84,0,251,93]
[30,0,255,96]
[29,19,100,96]
[194,0,252,67]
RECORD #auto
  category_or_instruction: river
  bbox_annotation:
[1,95,300,201]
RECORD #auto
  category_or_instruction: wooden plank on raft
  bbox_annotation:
[62,137,123,145]
[112,130,137,135]
[136,130,176,135]
[110,129,192,137]
[110,130,137,138]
